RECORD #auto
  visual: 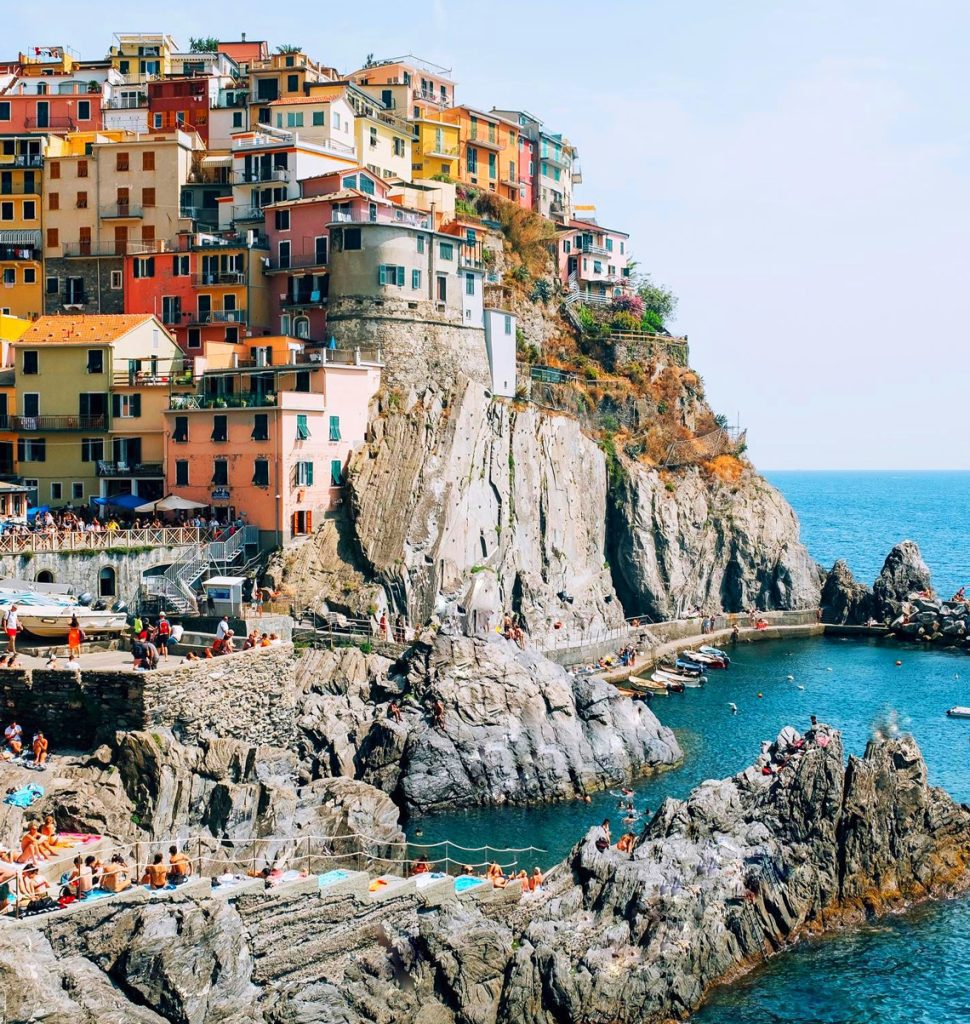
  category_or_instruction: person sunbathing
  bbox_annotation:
[21,822,54,862]
[184,650,199,662]
[168,846,192,883]
[32,731,48,766]
[411,856,430,875]
[100,854,131,892]
[141,853,169,889]
[529,867,544,891]
[486,862,508,888]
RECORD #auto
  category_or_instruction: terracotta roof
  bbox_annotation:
[17,314,160,346]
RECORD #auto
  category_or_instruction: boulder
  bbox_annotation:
[873,541,932,620]
[820,559,875,624]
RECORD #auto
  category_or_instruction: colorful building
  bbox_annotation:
[11,314,183,507]
[557,218,632,305]
[426,107,519,201]
[412,115,460,182]
[348,56,455,118]
[163,337,382,545]
[0,134,44,318]
[108,34,179,81]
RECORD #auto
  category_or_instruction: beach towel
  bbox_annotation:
[3,782,44,807]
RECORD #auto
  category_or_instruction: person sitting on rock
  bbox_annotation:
[4,719,23,755]
[66,855,94,899]
[101,853,131,892]
[141,853,169,889]
[411,856,430,875]
[389,701,402,723]
[529,867,544,891]
[486,863,507,888]
[32,731,48,767]
[432,699,446,730]
[21,822,55,862]
[616,833,636,855]
[168,846,192,883]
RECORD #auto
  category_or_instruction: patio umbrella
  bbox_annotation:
[153,494,209,511]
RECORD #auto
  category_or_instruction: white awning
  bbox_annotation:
[201,154,233,167]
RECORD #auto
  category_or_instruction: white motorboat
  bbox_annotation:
[654,669,706,688]
[0,589,127,637]
[946,707,970,719]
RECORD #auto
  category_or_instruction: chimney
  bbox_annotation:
[241,32,246,42]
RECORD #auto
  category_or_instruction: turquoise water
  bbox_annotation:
[766,470,970,597]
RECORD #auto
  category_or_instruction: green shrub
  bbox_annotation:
[641,310,664,333]
[530,278,552,303]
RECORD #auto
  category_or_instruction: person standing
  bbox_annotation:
[4,604,19,653]
[156,613,172,661]
[67,615,83,660]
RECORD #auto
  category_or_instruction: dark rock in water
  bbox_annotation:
[873,540,932,620]
[821,559,875,624]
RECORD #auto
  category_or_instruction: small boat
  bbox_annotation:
[661,659,704,677]
[683,649,729,669]
[654,669,706,688]
[699,645,731,666]
[946,707,970,718]
[0,590,127,638]
[629,673,673,694]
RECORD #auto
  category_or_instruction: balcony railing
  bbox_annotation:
[104,94,148,109]
[189,310,248,324]
[468,130,502,151]
[95,460,164,478]
[413,88,449,107]
[0,245,39,262]
[0,155,43,168]
[264,253,328,272]
[24,116,75,130]
[0,526,223,556]
[10,414,106,431]
[62,240,166,257]
[427,144,459,158]
[0,181,41,196]
[234,167,290,185]
[101,203,144,219]
[193,272,245,286]
[579,242,610,256]
[281,292,326,308]
[232,205,264,222]
[329,209,431,229]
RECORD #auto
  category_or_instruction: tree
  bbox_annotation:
[363,53,376,68]
[188,37,219,53]
[633,273,678,327]
[276,43,301,54]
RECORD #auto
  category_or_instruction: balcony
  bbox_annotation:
[329,209,431,229]
[95,460,164,478]
[467,131,503,152]
[101,203,144,219]
[105,94,148,109]
[232,205,264,222]
[540,148,571,169]
[193,271,246,287]
[189,309,248,325]
[280,290,326,309]
[234,167,290,185]
[0,181,41,196]
[427,144,459,158]
[264,253,328,272]
[62,240,165,258]
[413,88,449,108]
[579,242,610,257]
[458,239,484,270]
[10,414,106,432]
[24,116,75,130]
[0,244,39,262]
[0,155,43,168]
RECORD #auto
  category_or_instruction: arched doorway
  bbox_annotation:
[98,566,117,598]
[35,570,54,584]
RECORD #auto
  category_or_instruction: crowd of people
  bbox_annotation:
[409,854,544,892]
[2,507,246,541]
[2,719,48,769]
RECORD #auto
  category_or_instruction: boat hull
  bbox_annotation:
[17,611,128,637]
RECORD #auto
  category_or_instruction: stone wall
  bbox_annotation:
[327,299,491,392]
[43,256,125,316]
[0,644,299,748]
[0,544,197,607]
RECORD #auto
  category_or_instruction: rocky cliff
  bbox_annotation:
[3,729,967,1024]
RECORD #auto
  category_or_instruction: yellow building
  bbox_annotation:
[412,116,460,181]
[0,134,45,319]
[108,34,179,80]
[12,314,183,507]
[0,312,30,476]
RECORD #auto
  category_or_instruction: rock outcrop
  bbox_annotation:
[3,729,967,1024]
[820,558,874,624]
[609,461,822,618]
[872,539,932,619]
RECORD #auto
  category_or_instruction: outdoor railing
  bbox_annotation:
[95,461,164,478]
[0,526,223,555]
[9,414,106,432]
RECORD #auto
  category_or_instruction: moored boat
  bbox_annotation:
[946,707,970,718]
[683,649,729,669]
[0,589,127,638]
[629,673,672,694]
[699,645,731,666]
[654,669,706,688]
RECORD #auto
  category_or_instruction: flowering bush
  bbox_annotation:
[611,294,644,317]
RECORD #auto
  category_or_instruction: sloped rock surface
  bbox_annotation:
[609,461,822,619]
[820,558,875,624]
[873,540,932,620]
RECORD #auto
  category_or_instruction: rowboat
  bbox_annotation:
[661,659,704,677]
[654,669,705,688]
[631,673,684,694]
[699,645,731,666]
[946,707,970,718]
[683,649,729,669]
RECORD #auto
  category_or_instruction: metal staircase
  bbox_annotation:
[142,526,259,613]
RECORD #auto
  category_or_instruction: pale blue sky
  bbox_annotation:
[6,1,968,469]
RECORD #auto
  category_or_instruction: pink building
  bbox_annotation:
[162,337,381,545]
[517,134,535,210]
[263,166,431,339]
[556,218,633,306]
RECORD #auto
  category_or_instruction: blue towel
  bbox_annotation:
[3,782,44,807]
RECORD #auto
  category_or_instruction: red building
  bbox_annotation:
[0,82,101,134]
[147,79,213,145]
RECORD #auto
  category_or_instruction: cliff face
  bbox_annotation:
[349,376,625,634]
[609,461,823,618]
[4,730,967,1024]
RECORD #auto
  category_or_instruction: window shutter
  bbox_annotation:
[330,459,342,486]
[16,439,24,462]
[111,394,120,418]
[131,394,141,417]
[378,265,387,286]
[291,511,298,536]
[306,461,313,485]
[306,510,313,532]
[36,440,45,463]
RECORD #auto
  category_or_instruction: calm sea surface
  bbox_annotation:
[408,472,970,1022]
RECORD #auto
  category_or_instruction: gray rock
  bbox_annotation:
[820,559,875,624]
[873,541,932,620]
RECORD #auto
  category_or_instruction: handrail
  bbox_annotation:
[0,526,221,555]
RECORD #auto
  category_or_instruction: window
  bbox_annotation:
[80,438,104,462]
[504,315,513,335]
[142,151,154,171]
[417,235,425,253]
[295,370,310,393]
[358,174,375,196]
[116,152,129,171]
[50,482,62,501]
[48,161,60,179]
[275,209,290,231]
[112,394,141,418]
[0,202,12,221]
[161,296,181,325]
[142,187,155,208]
[72,482,84,501]
[0,102,8,121]
[342,174,357,190]
[287,74,299,92]
[20,199,35,221]
[333,112,341,130]
[330,459,343,486]
[23,268,35,284]
[232,111,243,128]
[86,350,104,374]
[172,416,188,443]
[175,460,189,486]
[294,317,309,339]
[439,241,454,260]
[286,112,304,128]
[342,227,361,250]
[251,413,268,441]
[467,146,477,173]
[436,275,447,302]
[98,567,116,598]
[308,108,323,126]
[225,326,239,344]
[412,268,421,289]
[296,460,313,485]
[394,136,405,157]
[48,191,60,211]
[606,238,614,252]
[563,240,571,254]
[77,100,90,120]
[211,459,228,485]
[314,236,328,264]
[173,254,189,276]
[296,413,310,440]
[593,260,603,274]
[76,190,87,209]
[22,351,38,375]
[46,276,59,296]
[22,393,39,417]
[46,228,58,248]
[133,257,155,278]
[153,114,164,129]
[110,270,123,290]
[369,126,378,147]
[187,327,201,350]
[488,152,497,179]
[329,415,341,441]
[253,459,269,486]
[378,264,405,286]
[2,268,14,286]
[16,439,46,462]
[620,241,625,255]
[211,414,228,442]
[66,277,84,303]
[77,159,88,178]
[465,273,475,296]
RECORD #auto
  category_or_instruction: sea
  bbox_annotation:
[405,471,970,1023]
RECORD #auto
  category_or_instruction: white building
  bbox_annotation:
[483,307,516,398]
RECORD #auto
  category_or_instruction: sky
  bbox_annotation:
[5,0,969,469]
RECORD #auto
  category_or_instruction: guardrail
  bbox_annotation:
[0,526,225,555]
[9,414,106,432]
